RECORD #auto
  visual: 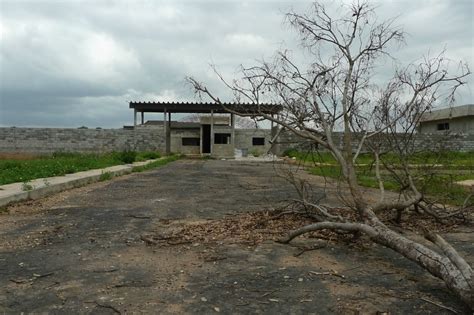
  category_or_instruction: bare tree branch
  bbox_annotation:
[188,0,472,309]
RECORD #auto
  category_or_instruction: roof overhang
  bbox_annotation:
[129,101,282,114]
[420,104,474,122]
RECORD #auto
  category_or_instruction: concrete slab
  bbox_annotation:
[0,159,160,207]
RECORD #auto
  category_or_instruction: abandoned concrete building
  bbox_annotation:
[418,104,474,134]
[129,101,282,158]
[1,102,473,155]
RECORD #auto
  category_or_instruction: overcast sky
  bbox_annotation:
[0,0,472,128]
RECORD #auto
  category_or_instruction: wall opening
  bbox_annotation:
[215,133,231,144]
[182,138,200,146]
[437,122,449,131]
[202,125,211,153]
[252,137,265,145]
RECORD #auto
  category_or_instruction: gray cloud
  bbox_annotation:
[0,0,472,128]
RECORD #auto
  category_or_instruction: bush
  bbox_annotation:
[139,151,161,160]
[99,171,112,181]
[282,148,299,158]
[115,151,137,164]
[249,148,261,157]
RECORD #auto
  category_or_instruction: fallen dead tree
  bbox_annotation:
[188,0,472,308]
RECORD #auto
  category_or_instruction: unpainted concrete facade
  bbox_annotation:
[419,116,474,134]
[138,118,274,158]
[129,101,281,158]
[419,104,474,134]
[235,129,274,156]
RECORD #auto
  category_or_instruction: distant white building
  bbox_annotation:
[419,104,474,134]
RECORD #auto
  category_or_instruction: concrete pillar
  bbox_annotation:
[200,125,203,155]
[231,113,235,145]
[210,110,214,155]
[141,111,144,125]
[166,112,171,154]
[270,114,280,155]
[134,109,137,127]
[163,108,167,153]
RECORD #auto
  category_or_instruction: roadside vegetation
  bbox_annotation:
[0,151,162,185]
[284,149,473,206]
[132,154,182,173]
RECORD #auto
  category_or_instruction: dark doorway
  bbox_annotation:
[202,124,211,153]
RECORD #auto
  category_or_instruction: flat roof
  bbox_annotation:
[129,101,282,114]
[420,104,474,122]
[143,121,201,128]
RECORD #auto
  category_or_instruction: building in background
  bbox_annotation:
[129,101,281,158]
[419,104,474,134]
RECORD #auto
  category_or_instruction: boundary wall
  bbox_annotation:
[0,127,472,155]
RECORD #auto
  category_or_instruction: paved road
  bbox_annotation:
[0,160,472,314]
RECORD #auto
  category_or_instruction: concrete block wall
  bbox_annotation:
[1,127,472,157]
[235,129,272,155]
[411,132,474,152]
[170,128,201,155]
[276,130,474,153]
[0,127,165,154]
[212,144,234,158]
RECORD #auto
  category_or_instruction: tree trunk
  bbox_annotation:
[371,224,473,309]
[280,218,473,309]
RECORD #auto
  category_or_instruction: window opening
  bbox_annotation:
[182,138,200,146]
[214,133,231,144]
[437,123,449,131]
[252,137,265,145]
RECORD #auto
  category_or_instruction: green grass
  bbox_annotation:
[293,149,473,206]
[309,164,471,205]
[283,148,473,169]
[99,171,113,182]
[0,151,162,185]
[136,151,161,161]
[132,155,181,172]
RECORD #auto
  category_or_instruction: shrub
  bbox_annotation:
[249,148,261,157]
[282,148,299,158]
[22,181,34,191]
[99,171,112,181]
[140,151,161,160]
[115,151,137,164]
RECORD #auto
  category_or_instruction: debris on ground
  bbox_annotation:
[145,208,462,247]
